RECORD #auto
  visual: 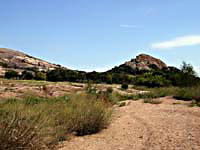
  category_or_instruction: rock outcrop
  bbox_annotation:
[0,48,59,76]
[125,54,168,71]
[108,53,177,75]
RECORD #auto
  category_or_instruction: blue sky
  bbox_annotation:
[0,0,200,74]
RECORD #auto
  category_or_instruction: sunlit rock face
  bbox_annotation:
[0,48,59,75]
[125,54,168,71]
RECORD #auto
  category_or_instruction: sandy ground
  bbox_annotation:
[59,97,200,150]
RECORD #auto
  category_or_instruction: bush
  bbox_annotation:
[106,87,113,94]
[189,100,200,107]
[5,70,19,79]
[136,72,171,88]
[47,69,64,82]
[21,71,34,80]
[121,83,128,90]
[0,62,8,68]
[65,94,111,136]
[35,72,47,80]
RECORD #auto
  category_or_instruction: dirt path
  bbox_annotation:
[59,97,200,150]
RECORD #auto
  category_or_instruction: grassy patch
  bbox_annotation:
[0,93,112,149]
[117,90,168,101]
[173,86,200,101]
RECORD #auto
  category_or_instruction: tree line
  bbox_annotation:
[4,62,200,88]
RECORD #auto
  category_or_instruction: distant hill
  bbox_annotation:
[107,54,179,75]
[0,48,60,76]
[0,48,179,75]
[0,48,180,77]
[0,48,199,87]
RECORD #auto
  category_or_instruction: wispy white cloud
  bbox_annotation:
[120,24,137,28]
[151,35,200,49]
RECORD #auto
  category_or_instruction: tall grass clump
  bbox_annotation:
[0,93,112,150]
[64,94,112,136]
[149,87,179,97]
[173,86,200,101]
[0,111,45,150]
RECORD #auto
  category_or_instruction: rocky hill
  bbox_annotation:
[0,48,59,76]
[0,48,179,78]
[108,54,178,74]
[125,54,167,70]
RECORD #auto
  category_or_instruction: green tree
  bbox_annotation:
[181,61,196,76]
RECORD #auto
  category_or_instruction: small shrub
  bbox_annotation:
[106,87,113,94]
[64,94,112,136]
[85,83,97,94]
[35,72,47,81]
[0,62,8,68]
[121,83,128,90]
[0,111,45,150]
[21,71,34,80]
[189,100,200,107]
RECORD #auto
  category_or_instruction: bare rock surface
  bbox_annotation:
[0,48,59,75]
[125,54,168,71]
[60,97,200,150]
[0,80,85,99]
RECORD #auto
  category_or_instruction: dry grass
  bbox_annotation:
[0,93,112,150]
